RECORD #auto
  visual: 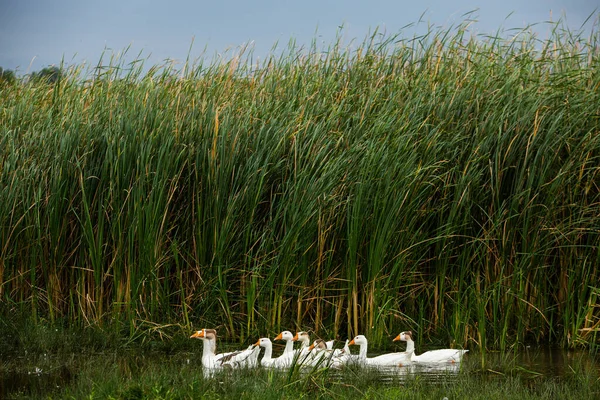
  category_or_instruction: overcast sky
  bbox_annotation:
[0,1,597,73]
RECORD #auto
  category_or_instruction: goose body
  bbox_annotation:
[190,329,259,370]
[394,331,468,364]
[348,335,411,367]
[305,339,332,367]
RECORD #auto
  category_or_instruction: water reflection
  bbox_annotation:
[324,360,463,384]
[404,361,462,377]
[512,347,588,376]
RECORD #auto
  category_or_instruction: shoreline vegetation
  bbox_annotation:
[1,17,600,358]
[1,322,599,399]
[5,357,600,400]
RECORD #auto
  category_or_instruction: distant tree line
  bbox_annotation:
[30,66,62,83]
[0,67,17,85]
[0,66,63,85]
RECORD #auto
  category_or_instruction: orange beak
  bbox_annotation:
[254,339,261,346]
[348,339,356,346]
[190,330,205,339]
[308,343,315,351]
[292,333,299,341]
[393,334,401,342]
[274,333,283,341]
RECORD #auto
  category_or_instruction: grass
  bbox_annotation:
[52,364,600,400]
[3,347,599,399]
[1,16,600,350]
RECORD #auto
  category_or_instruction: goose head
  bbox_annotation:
[393,331,412,342]
[190,329,218,358]
[348,335,367,346]
[255,337,272,348]
[308,339,327,352]
[190,328,217,341]
[274,330,294,342]
[292,331,310,346]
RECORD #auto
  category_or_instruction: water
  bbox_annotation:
[0,353,76,398]
[0,365,73,397]
[1,348,598,398]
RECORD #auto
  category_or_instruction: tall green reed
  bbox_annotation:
[1,18,599,351]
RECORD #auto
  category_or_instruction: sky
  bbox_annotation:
[0,1,598,74]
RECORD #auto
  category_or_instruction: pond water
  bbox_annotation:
[1,347,598,398]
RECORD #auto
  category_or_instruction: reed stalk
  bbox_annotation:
[1,17,599,349]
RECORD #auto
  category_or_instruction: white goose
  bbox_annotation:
[190,329,259,370]
[292,331,311,354]
[348,334,412,367]
[273,330,295,356]
[393,331,468,364]
[304,339,327,367]
[313,339,345,358]
[330,339,358,368]
[305,339,345,367]
[308,339,327,352]
[255,337,296,368]
[292,331,313,363]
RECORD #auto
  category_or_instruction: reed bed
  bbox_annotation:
[1,19,599,350]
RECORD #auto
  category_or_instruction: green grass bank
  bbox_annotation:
[1,19,600,350]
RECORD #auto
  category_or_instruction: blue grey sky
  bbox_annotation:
[0,1,597,73]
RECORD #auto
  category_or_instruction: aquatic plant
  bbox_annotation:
[1,17,599,350]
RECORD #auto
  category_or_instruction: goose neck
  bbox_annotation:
[284,340,294,354]
[262,342,273,360]
[404,338,415,354]
[358,342,368,359]
[202,338,217,366]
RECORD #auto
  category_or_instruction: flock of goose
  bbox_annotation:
[189,329,468,373]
